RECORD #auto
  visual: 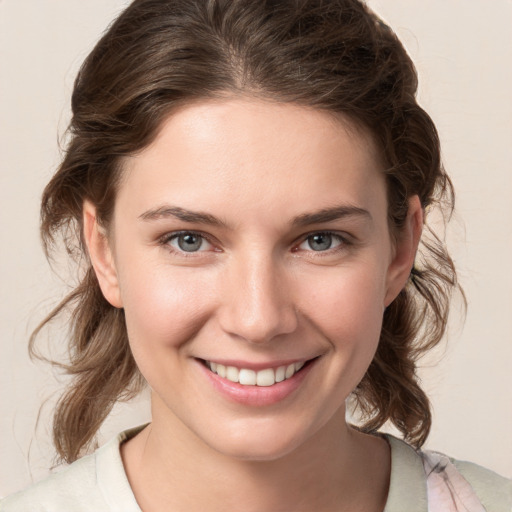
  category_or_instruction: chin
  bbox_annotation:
[211,435,302,462]
[200,417,322,462]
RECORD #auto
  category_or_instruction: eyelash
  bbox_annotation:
[158,230,351,257]
[158,230,217,257]
[294,231,350,255]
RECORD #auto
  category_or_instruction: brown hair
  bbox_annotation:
[33,0,460,463]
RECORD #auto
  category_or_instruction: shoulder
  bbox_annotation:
[385,434,511,512]
[451,457,512,511]
[0,451,102,511]
[1,428,142,512]
[421,448,511,511]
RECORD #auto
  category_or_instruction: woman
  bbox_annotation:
[2,0,510,510]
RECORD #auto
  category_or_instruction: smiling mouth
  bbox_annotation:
[203,360,311,387]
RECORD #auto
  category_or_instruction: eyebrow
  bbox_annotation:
[138,204,371,228]
[291,205,372,227]
[139,206,229,227]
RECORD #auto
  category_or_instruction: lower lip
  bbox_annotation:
[197,360,316,407]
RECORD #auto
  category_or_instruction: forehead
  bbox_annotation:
[118,98,386,225]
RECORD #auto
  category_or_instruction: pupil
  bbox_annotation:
[309,233,332,251]
[178,234,202,252]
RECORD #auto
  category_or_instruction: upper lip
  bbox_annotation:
[197,357,317,371]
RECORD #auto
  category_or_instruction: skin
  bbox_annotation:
[84,98,423,511]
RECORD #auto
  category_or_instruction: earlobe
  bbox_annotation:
[384,195,423,307]
[83,201,123,308]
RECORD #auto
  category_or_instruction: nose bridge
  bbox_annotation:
[219,249,297,344]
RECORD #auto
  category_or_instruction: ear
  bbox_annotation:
[83,200,123,308]
[384,195,423,307]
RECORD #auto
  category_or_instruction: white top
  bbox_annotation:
[2,427,511,511]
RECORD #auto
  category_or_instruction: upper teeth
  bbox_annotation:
[208,361,305,386]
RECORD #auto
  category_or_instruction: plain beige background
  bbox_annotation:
[1,0,511,497]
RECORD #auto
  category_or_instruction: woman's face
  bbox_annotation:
[88,98,418,460]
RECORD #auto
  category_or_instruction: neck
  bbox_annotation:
[122,395,390,512]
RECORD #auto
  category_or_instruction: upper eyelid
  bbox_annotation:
[160,229,214,243]
[295,230,350,245]
[290,232,351,256]
[159,230,219,252]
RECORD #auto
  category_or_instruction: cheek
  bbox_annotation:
[119,264,216,350]
[301,263,387,338]
[298,262,387,390]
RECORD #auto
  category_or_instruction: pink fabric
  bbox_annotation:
[422,451,486,512]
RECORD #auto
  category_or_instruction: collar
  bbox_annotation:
[383,434,428,512]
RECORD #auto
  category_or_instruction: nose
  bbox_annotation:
[217,253,298,344]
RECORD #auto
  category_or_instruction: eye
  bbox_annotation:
[297,232,344,252]
[165,231,214,253]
